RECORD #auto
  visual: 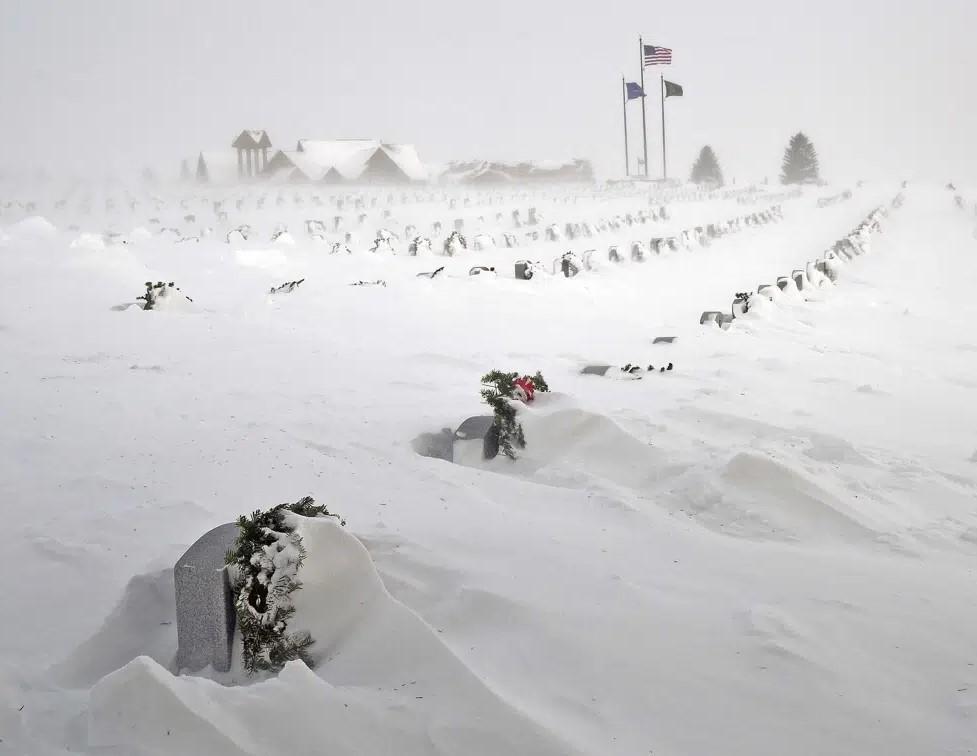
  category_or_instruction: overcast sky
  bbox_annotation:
[1,0,974,183]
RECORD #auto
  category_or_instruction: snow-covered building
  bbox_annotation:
[263,150,338,184]
[193,132,429,185]
[231,130,273,177]
[440,159,594,185]
[284,139,427,184]
[194,129,274,184]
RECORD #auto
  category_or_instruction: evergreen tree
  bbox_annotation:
[780,132,820,185]
[690,146,724,186]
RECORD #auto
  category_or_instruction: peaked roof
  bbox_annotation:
[264,150,330,182]
[296,139,427,181]
[296,139,380,180]
[382,143,427,181]
[231,130,272,149]
[440,158,593,184]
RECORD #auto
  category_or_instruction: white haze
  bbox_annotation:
[1,0,975,183]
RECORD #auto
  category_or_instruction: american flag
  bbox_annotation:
[643,45,672,66]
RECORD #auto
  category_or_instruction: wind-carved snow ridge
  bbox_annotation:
[699,192,905,330]
[87,517,580,756]
[3,180,977,756]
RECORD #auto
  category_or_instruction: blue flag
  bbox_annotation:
[626,82,645,100]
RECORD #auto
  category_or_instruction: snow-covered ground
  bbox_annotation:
[1,181,975,755]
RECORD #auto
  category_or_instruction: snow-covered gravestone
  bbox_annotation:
[454,415,499,460]
[174,522,239,674]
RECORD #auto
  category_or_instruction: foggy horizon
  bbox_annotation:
[2,0,974,184]
[4,3,977,754]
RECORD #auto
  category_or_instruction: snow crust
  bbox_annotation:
[1,181,976,755]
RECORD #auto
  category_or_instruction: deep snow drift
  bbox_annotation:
[0,181,975,755]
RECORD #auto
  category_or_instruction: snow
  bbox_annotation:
[297,139,384,180]
[8,214,57,239]
[382,143,429,181]
[69,232,107,250]
[267,150,330,182]
[197,151,241,185]
[296,139,428,181]
[1,181,976,755]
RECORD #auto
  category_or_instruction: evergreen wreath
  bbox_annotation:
[479,370,549,460]
[137,281,192,310]
[443,231,467,256]
[734,291,753,314]
[225,496,344,675]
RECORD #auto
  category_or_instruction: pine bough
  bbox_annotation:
[225,496,344,675]
[137,281,193,310]
[479,370,550,459]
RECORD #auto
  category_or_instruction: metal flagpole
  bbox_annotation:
[639,36,648,178]
[660,75,668,180]
[622,77,630,177]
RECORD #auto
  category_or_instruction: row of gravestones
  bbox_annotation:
[737,188,803,206]
[503,205,784,281]
[816,189,853,208]
[606,205,784,266]
[700,194,905,329]
[72,199,774,259]
[4,184,631,219]
[0,179,708,227]
[215,204,675,257]
[652,185,767,205]
[6,186,703,247]
[27,189,747,249]
[297,206,781,285]
[2,168,720,213]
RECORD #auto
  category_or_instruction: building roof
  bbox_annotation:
[439,158,593,184]
[231,130,272,149]
[296,139,427,182]
[265,150,330,182]
[296,139,380,180]
[382,143,427,181]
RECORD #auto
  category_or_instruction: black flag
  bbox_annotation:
[664,80,684,98]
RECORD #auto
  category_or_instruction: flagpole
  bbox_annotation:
[622,77,630,177]
[660,74,668,181]
[639,36,648,178]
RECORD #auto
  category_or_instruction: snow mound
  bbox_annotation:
[234,248,287,269]
[9,215,57,238]
[457,399,687,495]
[688,451,879,543]
[69,232,107,251]
[130,226,154,243]
[88,518,577,756]
[52,569,176,688]
[147,286,196,312]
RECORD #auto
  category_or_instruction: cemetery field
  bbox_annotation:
[1,181,976,755]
